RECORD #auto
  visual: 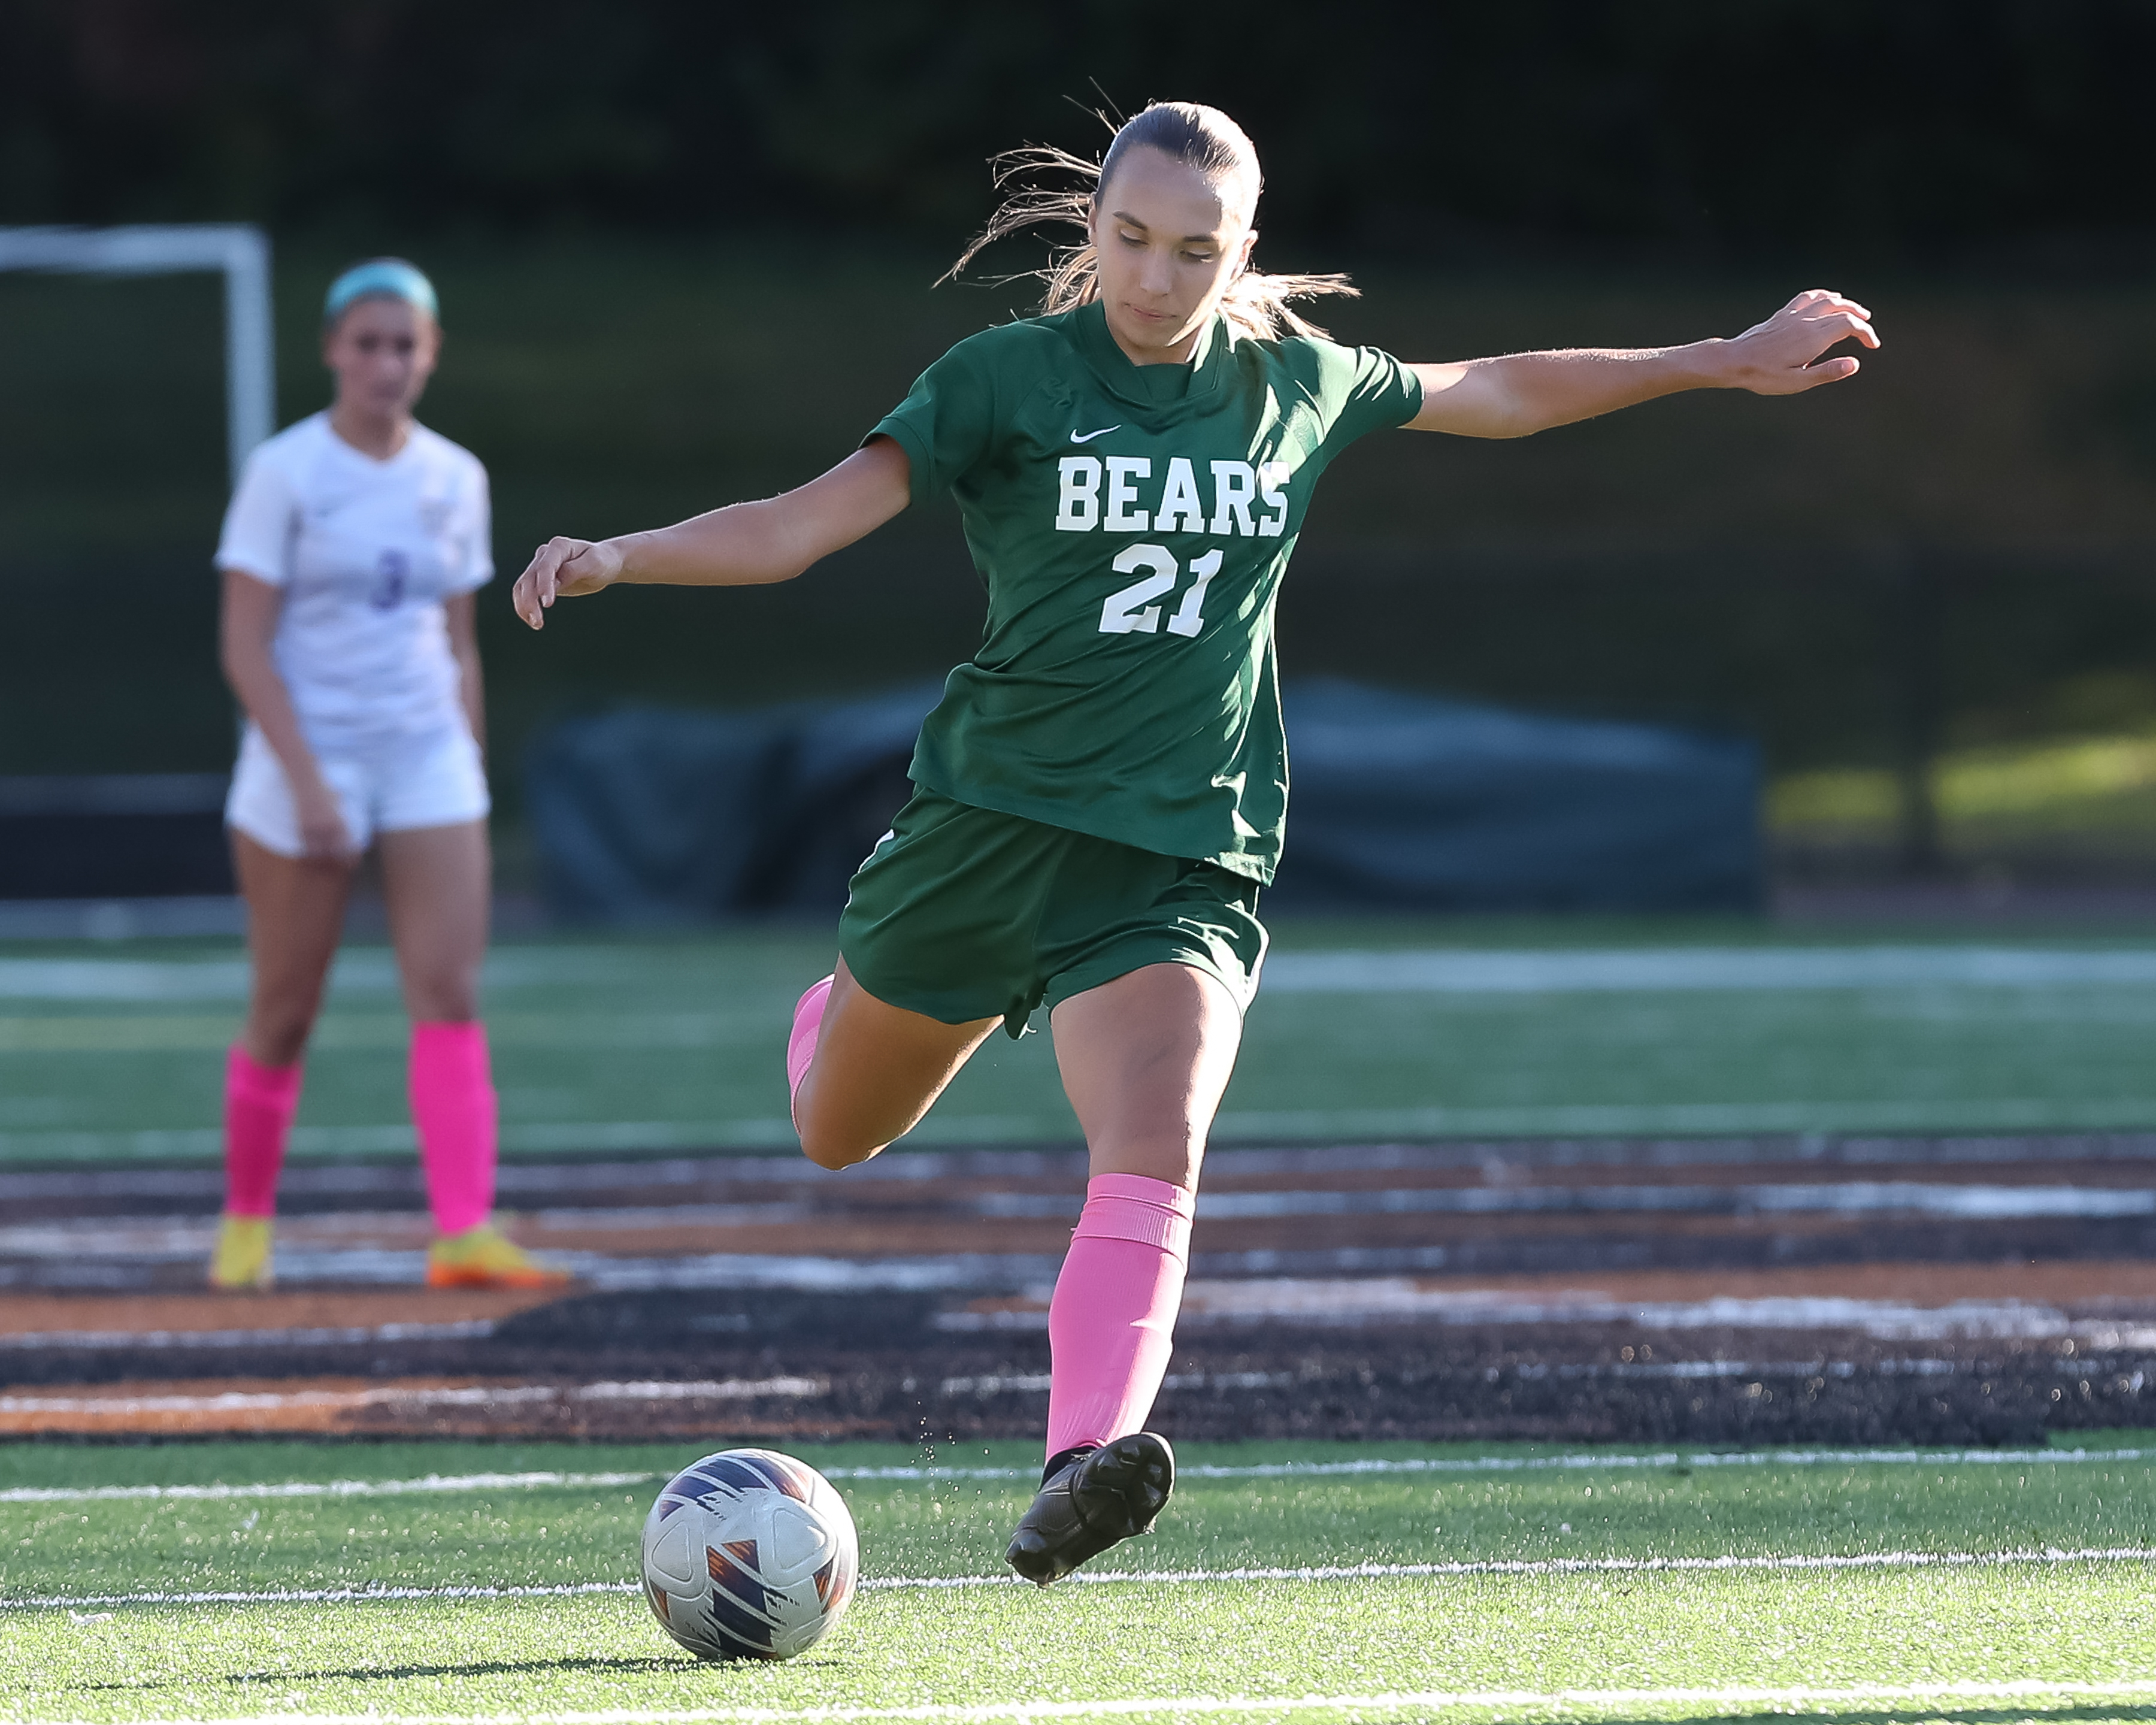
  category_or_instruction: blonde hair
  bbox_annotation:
[944,101,1357,341]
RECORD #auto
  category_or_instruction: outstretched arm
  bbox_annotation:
[1406,289,1878,440]
[512,437,911,629]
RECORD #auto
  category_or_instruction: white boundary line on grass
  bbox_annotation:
[0,1470,656,1505]
[23,942,2156,1002]
[877,1545,2156,1588]
[10,1543,2156,1612]
[895,1444,2156,1482]
[57,1678,2156,1724]
[5,1445,2152,1506]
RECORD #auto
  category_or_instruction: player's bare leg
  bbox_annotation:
[792,957,998,1170]
[379,819,564,1286]
[1052,963,1241,1193]
[213,834,355,1288]
[235,833,355,1068]
[377,819,489,1023]
[1006,963,1243,1582]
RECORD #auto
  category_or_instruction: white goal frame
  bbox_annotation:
[0,224,274,486]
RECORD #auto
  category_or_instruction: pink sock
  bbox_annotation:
[409,1021,497,1236]
[788,975,834,1129]
[222,1045,303,1217]
[1044,1173,1197,1463]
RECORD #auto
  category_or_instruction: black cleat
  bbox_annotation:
[1005,1432,1175,1585]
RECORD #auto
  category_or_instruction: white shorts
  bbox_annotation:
[225,721,490,858]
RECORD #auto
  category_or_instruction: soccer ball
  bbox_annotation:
[639,1448,859,1661]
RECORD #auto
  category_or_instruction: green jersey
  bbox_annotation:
[870,298,1421,883]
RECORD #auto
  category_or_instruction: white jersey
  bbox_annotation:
[216,411,492,747]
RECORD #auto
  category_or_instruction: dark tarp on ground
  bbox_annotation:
[525,678,1760,921]
[524,683,937,923]
[1264,679,1759,912]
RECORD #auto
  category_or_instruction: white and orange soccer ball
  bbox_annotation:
[639,1448,859,1660]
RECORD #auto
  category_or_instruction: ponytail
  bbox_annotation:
[943,102,1356,342]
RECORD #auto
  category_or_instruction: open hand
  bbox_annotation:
[1725,290,1879,394]
[513,536,624,630]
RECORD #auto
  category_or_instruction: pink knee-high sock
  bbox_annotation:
[788,975,834,1131]
[222,1045,303,1217]
[408,1021,497,1236]
[1044,1173,1197,1463]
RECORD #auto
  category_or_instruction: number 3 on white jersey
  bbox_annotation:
[1100,544,1225,638]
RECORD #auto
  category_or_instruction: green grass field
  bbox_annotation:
[4,1435,2155,1721]
[13,922,2156,1163]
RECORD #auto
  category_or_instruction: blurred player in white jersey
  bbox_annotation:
[208,258,565,1291]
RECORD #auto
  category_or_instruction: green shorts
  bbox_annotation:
[837,788,1268,1039]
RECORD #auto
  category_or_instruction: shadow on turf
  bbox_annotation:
[62,1690,2156,1718]
[1595,1711,2156,1725]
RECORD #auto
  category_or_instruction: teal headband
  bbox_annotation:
[323,258,438,324]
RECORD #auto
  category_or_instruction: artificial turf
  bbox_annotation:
[17,924,2156,1162]
[3,1437,2154,1722]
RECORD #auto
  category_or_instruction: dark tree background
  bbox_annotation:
[4,1,2152,265]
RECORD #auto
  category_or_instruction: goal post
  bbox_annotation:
[0,225,275,922]
[0,224,274,488]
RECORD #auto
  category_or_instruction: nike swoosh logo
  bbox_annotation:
[1068,425,1122,444]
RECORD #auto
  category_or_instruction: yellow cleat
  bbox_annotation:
[208,1214,275,1291]
[426,1221,571,1290]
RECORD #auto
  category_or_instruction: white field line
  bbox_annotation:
[1208,1098,2156,1139]
[5,1136,2154,1204]
[0,1319,496,1352]
[84,1681,2156,1724]
[0,1470,658,1505]
[23,1100,2156,1161]
[1214,1181,2156,1219]
[0,1378,825,1417]
[938,1371,1292,1397]
[1170,1443,2156,1478]
[816,1444,2156,1481]
[5,1445,2152,1505]
[1263,945,2156,993]
[20,1183,2156,1244]
[10,1543,2156,1612]
[16,1181,2156,1249]
[0,949,665,1003]
[19,944,2156,1003]
[0,1123,792,1161]
[1170,1281,2087,1340]
[882,1545,2156,1587]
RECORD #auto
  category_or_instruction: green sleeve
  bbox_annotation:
[1309,340,1424,462]
[865,335,1002,508]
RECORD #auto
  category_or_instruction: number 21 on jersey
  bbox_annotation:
[1099,544,1224,638]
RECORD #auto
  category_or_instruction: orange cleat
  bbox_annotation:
[425,1221,571,1289]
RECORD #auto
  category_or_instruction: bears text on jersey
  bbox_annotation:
[1053,455,1291,538]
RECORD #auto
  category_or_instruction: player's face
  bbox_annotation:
[1089,147,1257,365]
[323,297,441,422]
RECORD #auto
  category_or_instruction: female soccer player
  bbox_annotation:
[513,103,1875,1579]
[210,258,564,1293]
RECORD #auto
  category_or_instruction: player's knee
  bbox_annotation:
[404,972,479,1024]
[797,1125,885,1173]
[246,1011,314,1069]
[801,1139,870,1173]
[793,1097,886,1172]
[797,1134,852,1172]
[1089,1131,1204,1191]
